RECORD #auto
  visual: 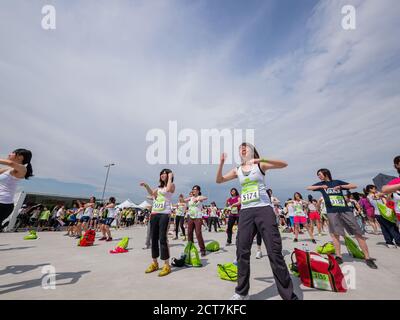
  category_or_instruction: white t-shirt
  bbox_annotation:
[288,204,295,217]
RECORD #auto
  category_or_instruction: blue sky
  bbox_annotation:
[1,0,400,207]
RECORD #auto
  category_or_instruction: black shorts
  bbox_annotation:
[80,216,90,223]
[104,218,114,226]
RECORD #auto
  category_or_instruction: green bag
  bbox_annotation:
[344,235,365,259]
[206,241,220,252]
[184,241,202,267]
[24,230,38,240]
[117,237,129,249]
[377,202,397,224]
[217,263,238,281]
[316,242,335,255]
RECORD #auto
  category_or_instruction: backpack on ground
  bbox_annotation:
[316,242,336,255]
[77,229,96,247]
[217,263,238,282]
[23,230,38,240]
[206,241,220,252]
[290,248,347,292]
[183,241,202,267]
[344,235,365,259]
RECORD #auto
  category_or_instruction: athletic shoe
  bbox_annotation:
[293,238,298,243]
[201,252,206,257]
[106,237,113,242]
[145,262,159,273]
[158,264,171,277]
[335,256,343,265]
[99,237,107,241]
[311,239,317,244]
[386,244,397,249]
[142,245,150,250]
[230,293,250,300]
[75,235,81,239]
[256,251,262,259]
[226,242,232,246]
[365,259,378,269]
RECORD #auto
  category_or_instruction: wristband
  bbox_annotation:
[260,158,268,163]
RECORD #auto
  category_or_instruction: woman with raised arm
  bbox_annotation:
[140,169,175,277]
[184,185,208,256]
[0,149,33,231]
[75,197,96,239]
[99,197,117,242]
[216,142,297,301]
[287,192,316,243]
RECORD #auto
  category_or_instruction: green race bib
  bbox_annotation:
[153,194,166,212]
[312,271,332,291]
[241,179,260,205]
[329,195,346,207]
[231,206,238,214]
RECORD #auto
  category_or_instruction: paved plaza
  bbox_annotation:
[0,225,399,300]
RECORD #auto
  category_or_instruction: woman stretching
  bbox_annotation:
[216,142,297,300]
[0,149,33,231]
[141,169,175,277]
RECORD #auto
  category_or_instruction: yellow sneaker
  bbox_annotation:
[145,262,159,274]
[158,264,171,277]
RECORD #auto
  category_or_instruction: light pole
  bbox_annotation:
[101,163,115,203]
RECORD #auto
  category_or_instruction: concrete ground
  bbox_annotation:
[0,224,399,300]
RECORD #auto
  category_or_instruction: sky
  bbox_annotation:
[1,0,399,207]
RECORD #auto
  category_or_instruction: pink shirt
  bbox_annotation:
[227,196,241,214]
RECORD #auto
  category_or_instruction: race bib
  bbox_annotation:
[153,194,166,212]
[329,195,346,207]
[294,204,305,217]
[312,271,332,291]
[231,206,238,214]
[189,205,198,218]
[241,180,260,205]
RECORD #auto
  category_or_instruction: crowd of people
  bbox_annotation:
[1,147,400,300]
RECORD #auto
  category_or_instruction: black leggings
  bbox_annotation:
[227,215,239,244]
[0,203,14,231]
[175,215,186,237]
[208,217,218,232]
[236,206,297,300]
[150,214,170,260]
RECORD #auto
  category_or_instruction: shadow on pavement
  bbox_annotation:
[251,275,305,300]
[0,264,51,276]
[0,246,36,252]
[0,270,91,295]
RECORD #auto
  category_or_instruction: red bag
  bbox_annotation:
[78,229,96,247]
[291,248,347,292]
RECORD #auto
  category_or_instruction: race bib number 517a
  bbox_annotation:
[329,195,345,207]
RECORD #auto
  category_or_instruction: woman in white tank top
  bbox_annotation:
[140,169,175,277]
[0,149,33,230]
[216,142,297,301]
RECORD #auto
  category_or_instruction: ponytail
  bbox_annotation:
[25,162,34,180]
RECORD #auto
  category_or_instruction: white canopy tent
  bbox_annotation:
[138,200,152,209]
[116,199,141,209]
